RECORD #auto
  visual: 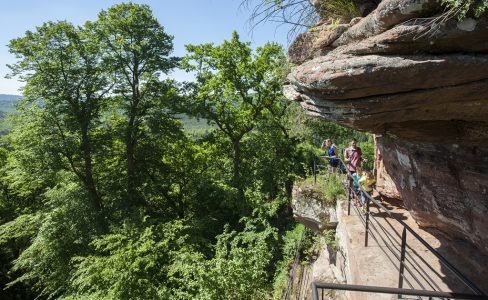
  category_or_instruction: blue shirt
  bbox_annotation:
[328,145,338,163]
[352,173,360,189]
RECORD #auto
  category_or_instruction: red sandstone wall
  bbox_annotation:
[374,135,400,199]
[374,135,488,255]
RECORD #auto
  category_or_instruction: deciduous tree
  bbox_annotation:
[8,21,111,214]
[94,3,178,207]
[183,32,285,202]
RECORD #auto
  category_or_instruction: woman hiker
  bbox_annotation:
[321,138,339,173]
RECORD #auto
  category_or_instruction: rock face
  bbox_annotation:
[311,245,347,300]
[285,0,488,255]
[376,135,488,254]
[292,184,338,232]
[374,135,400,199]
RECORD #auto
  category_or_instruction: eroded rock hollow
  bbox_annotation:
[284,0,488,255]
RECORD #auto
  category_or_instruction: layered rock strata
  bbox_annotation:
[285,0,488,255]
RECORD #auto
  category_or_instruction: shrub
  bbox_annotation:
[272,223,314,299]
[323,173,346,203]
[441,0,488,19]
[170,217,278,300]
[315,0,361,22]
[299,173,346,207]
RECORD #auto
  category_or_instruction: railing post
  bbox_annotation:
[334,158,485,298]
[313,157,317,184]
[398,227,407,298]
[312,282,319,300]
[347,177,351,216]
[364,196,370,247]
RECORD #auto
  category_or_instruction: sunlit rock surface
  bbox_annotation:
[285,0,488,255]
[292,184,338,232]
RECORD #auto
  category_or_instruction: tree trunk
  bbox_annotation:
[126,106,138,206]
[81,118,103,212]
[232,140,244,202]
[126,71,140,207]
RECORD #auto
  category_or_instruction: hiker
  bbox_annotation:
[321,138,339,173]
[344,138,363,174]
[359,170,376,209]
[352,171,362,206]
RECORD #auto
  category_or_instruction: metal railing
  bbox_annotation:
[312,155,346,184]
[311,156,486,299]
[283,227,310,300]
[312,283,488,300]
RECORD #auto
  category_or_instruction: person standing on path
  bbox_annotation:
[359,170,376,210]
[321,139,339,173]
[344,138,363,174]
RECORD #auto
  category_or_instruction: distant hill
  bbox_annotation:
[0,94,22,102]
[0,94,22,134]
[0,94,20,114]
[0,94,212,135]
[176,114,213,133]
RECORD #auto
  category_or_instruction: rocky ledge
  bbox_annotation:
[292,184,338,233]
[285,0,488,255]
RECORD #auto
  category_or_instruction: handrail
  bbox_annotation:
[312,283,488,300]
[311,155,485,297]
[284,227,308,300]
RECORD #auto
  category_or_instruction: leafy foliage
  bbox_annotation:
[314,0,360,22]
[441,0,488,19]
[272,223,313,299]
[323,173,346,202]
[94,3,179,208]
[299,173,346,206]
[170,217,278,300]
[182,31,287,203]
[8,20,112,215]
[241,0,361,41]
[360,134,375,171]
[68,218,188,300]
[5,181,98,298]
[0,3,376,300]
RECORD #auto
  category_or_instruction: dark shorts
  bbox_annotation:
[329,159,339,167]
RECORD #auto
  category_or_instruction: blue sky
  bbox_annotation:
[0,0,295,95]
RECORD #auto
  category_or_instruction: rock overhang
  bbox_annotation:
[285,0,488,255]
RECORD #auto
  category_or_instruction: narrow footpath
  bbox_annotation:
[334,195,487,300]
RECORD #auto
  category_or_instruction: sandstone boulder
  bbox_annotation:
[292,184,338,233]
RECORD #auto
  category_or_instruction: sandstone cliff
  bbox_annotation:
[284,0,488,255]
